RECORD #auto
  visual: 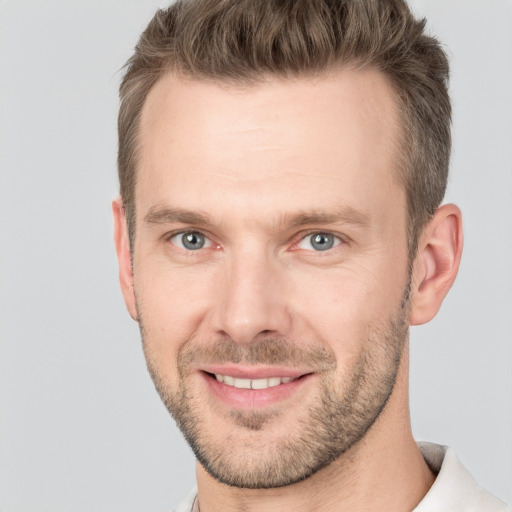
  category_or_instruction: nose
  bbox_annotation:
[211,250,292,345]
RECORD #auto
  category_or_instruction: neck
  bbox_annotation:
[194,343,435,512]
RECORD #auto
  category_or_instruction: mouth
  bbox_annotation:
[211,373,298,389]
[199,366,313,409]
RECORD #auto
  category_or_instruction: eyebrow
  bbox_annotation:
[279,208,370,229]
[143,205,370,230]
[144,206,213,227]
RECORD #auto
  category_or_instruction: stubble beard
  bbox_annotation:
[139,287,410,489]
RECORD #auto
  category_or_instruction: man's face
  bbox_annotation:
[131,69,411,488]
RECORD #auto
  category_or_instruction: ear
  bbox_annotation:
[409,204,463,326]
[112,197,138,321]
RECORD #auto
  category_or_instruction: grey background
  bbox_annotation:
[0,0,510,510]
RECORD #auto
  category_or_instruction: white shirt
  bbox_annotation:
[172,442,511,511]
[414,442,510,511]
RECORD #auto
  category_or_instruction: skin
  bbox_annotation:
[113,68,463,512]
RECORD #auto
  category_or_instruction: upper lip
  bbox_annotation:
[200,364,312,380]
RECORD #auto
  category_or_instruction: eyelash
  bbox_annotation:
[167,230,215,251]
[294,231,344,252]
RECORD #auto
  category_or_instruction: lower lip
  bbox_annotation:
[201,372,313,409]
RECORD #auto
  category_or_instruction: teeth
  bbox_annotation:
[233,378,251,389]
[268,377,281,387]
[214,374,297,389]
[251,378,269,390]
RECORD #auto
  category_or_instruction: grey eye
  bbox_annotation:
[171,231,211,250]
[311,233,335,251]
[298,233,340,251]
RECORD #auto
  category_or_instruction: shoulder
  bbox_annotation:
[414,442,511,512]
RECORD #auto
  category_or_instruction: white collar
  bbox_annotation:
[414,442,509,511]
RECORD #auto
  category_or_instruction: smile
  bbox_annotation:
[214,374,297,389]
[201,368,313,409]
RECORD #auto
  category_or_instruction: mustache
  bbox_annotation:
[178,336,337,372]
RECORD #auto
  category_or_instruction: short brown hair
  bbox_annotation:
[118,0,451,256]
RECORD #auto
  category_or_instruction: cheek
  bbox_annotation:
[134,261,215,353]
[288,260,407,349]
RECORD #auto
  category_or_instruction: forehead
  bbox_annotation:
[136,68,403,229]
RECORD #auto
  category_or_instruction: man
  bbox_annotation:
[112,0,510,510]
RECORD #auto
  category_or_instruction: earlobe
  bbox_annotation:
[409,204,463,326]
[112,198,139,321]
